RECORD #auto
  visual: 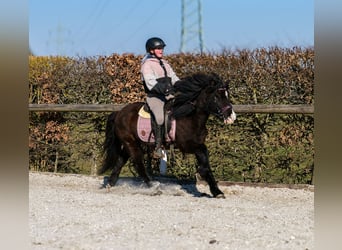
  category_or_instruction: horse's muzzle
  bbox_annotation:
[224,109,236,125]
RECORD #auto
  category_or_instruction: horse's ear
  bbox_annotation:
[213,78,222,88]
[209,73,223,88]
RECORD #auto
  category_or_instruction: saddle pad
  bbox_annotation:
[137,116,176,143]
[138,106,151,119]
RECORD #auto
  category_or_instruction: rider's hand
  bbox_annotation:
[165,94,175,100]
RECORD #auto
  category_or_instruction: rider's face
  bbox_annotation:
[152,48,164,58]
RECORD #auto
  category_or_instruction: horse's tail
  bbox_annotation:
[98,111,121,175]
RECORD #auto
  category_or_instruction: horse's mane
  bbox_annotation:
[171,73,221,118]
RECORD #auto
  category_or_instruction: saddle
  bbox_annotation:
[137,104,176,143]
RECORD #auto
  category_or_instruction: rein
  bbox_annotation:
[221,105,231,113]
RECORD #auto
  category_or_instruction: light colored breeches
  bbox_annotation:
[146,97,165,125]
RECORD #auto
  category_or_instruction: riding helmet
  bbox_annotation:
[145,37,166,53]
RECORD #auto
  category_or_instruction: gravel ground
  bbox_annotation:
[29,172,314,250]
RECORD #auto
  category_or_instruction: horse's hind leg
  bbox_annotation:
[108,148,129,186]
[134,157,152,186]
[127,145,151,185]
[145,149,153,177]
[107,150,129,186]
[195,144,225,198]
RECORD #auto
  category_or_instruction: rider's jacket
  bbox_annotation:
[141,54,179,99]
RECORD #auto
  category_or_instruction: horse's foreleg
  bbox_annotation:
[195,145,225,198]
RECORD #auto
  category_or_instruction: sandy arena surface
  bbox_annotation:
[29,172,314,250]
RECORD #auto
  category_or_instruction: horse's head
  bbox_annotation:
[173,73,236,124]
[206,75,236,125]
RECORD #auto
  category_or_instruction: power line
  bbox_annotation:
[81,0,109,40]
[118,0,169,51]
[112,0,142,31]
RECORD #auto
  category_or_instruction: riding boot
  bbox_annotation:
[153,125,164,158]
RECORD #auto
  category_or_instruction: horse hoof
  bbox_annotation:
[144,181,152,188]
[215,194,225,199]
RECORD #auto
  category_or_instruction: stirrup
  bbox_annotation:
[153,147,164,159]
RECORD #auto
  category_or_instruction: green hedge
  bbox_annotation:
[29,47,314,184]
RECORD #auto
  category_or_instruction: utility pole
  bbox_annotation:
[180,0,204,54]
[46,23,74,56]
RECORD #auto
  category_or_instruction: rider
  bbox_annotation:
[141,37,180,158]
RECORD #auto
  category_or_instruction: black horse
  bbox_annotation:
[98,73,236,198]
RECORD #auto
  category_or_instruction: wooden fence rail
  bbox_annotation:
[28,104,314,114]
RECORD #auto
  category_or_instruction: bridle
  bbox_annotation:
[210,86,232,118]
